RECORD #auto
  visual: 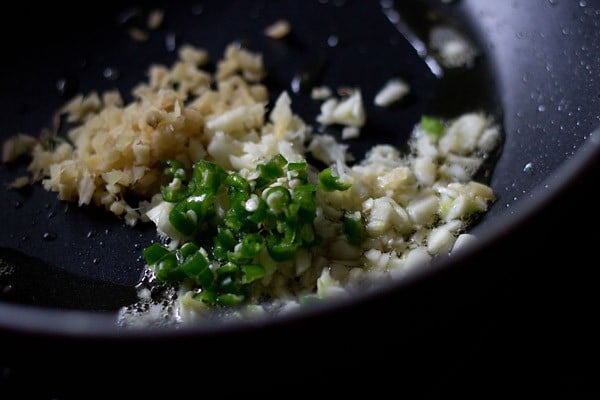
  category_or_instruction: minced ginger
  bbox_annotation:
[8,44,268,226]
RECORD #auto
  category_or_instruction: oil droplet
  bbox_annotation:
[290,58,326,93]
[165,32,178,52]
[86,230,96,238]
[47,211,55,218]
[327,34,339,47]
[538,104,546,112]
[579,0,587,7]
[523,162,534,173]
[93,258,101,265]
[56,76,79,98]
[103,67,120,81]
[42,232,57,241]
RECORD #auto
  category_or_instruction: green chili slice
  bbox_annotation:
[318,167,351,192]
[420,115,444,136]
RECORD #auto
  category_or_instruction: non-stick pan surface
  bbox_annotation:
[0,0,599,379]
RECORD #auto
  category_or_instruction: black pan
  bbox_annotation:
[1,0,599,393]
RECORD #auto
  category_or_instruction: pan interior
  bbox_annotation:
[3,0,598,330]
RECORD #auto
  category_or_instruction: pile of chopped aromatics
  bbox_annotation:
[4,43,499,316]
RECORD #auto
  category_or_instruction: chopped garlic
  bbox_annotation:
[439,113,489,155]
[374,79,410,107]
[317,90,366,127]
[311,86,332,100]
[430,26,478,68]
[342,126,360,140]
[264,19,291,39]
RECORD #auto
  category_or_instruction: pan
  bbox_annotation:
[0,0,599,390]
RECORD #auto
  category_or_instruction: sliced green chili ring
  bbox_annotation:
[293,184,318,219]
[154,252,179,282]
[260,210,278,231]
[169,202,197,236]
[255,154,288,189]
[216,263,239,279]
[299,223,316,246]
[267,236,298,261]
[186,192,216,224]
[265,186,292,212]
[160,160,189,202]
[241,264,266,284]
[224,192,251,232]
[318,167,351,192]
[287,161,308,182]
[161,159,187,181]
[420,115,444,136]
[216,293,245,307]
[240,233,264,259]
[217,275,243,295]
[224,211,249,232]
[194,289,216,306]
[344,213,365,245]
[196,265,215,288]
[247,198,268,224]
[180,251,210,278]
[180,242,199,259]
[229,192,251,214]
[225,173,251,194]
[191,160,227,195]
[161,184,188,203]
[285,202,301,224]
[143,243,170,265]
[213,227,236,260]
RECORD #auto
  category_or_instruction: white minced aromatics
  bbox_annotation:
[429,26,478,68]
[11,44,267,226]
[310,86,332,100]
[264,19,291,40]
[317,90,366,128]
[374,79,410,107]
[4,43,500,324]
